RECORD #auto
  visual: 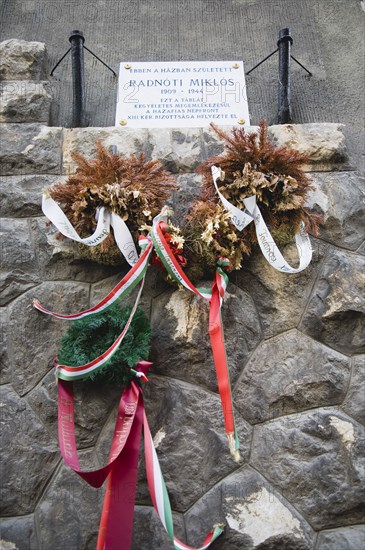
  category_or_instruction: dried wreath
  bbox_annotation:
[182,121,321,280]
[47,141,179,265]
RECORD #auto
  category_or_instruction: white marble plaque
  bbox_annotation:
[115,61,249,128]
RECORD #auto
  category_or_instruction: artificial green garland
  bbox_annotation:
[58,303,151,386]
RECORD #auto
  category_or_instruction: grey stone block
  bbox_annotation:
[148,127,203,173]
[251,409,365,529]
[307,171,364,250]
[0,124,62,175]
[0,515,37,550]
[184,467,314,549]
[150,282,261,391]
[28,370,122,448]
[97,375,252,512]
[268,123,351,172]
[0,81,52,123]
[233,238,328,339]
[300,248,365,355]
[62,127,150,175]
[315,525,365,550]
[342,355,365,425]
[35,452,102,550]
[132,506,186,550]
[0,40,48,81]
[28,217,118,283]
[0,174,59,218]
[234,329,350,424]
[7,282,90,395]
[0,386,58,515]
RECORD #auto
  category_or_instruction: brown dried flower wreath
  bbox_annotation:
[182,122,321,280]
[48,141,178,264]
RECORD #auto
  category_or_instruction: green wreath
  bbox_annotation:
[58,303,151,386]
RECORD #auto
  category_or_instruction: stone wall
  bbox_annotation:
[0,40,364,550]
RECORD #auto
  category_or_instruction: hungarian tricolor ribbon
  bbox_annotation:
[151,211,240,461]
[33,237,152,321]
[57,361,223,550]
[143,409,223,550]
[36,174,314,548]
[36,208,240,459]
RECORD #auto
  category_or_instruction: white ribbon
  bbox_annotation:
[42,194,139,266]
[211,166,312,273]
[211,166,253,230]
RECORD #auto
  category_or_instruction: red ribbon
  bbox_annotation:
[57,361,152,550]
[209,272,235,436]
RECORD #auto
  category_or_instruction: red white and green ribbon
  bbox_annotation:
[57,363,223,550]
[57,371,143,550]
[151,209,212,300]
[54,278,145,381]
[211,165,312,273]
[151,211,240,461]
[42,193,139,266]
[33,238,152,320]
[143,409,224,549]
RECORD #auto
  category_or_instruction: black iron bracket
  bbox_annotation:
[246,28,312,124]
[50,30,117,128]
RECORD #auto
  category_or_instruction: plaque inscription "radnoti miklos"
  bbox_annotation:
[115,61,249,128]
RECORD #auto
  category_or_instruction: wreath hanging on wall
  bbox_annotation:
[48,141,179,265]
[58,303,151,385]
[182,121,321,280]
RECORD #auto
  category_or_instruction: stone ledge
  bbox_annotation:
[61,123,351,174]
[62,127,150,174]
[0,39,48,81]
[268,123,351,171]
[0,81,53,123]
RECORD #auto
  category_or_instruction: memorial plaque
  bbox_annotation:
[115,61,249,128]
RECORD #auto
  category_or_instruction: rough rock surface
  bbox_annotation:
[342,355,365,425]
[0,175,59,218]
[233,239,327,339]
[150,283,261,391]
[234,329,350,423]
[60,123,350,175]
[34,454,102,550]
[171,173,203,220]
[62,127,150,174]
[0,40,48,81]
[0,124,62,175]
[97,375,252,512]
[315,525,365,549]
[300,248,365,354]
[29,217,117,283]
[185,467,314,549]
[268,123,350,171]
[28,370,122,448]
[132,507,186,550]
[148,127,203,173]
[7,282,90,395]
[251,409,365,529]
[307,171,364,251]
[0,81,52,123]
[0,515,36,550]
[0,386,58,515]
